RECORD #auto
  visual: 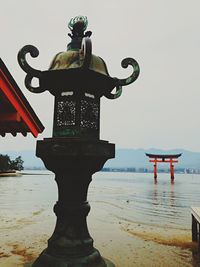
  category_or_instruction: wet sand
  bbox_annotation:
[0,172,200,266]
[0,201,199,267]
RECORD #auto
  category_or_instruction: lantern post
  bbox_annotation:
[18,16,139,267]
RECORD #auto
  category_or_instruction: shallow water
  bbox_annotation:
[91,172,200,230]
[0,171,200,266]
[0,171,199,230]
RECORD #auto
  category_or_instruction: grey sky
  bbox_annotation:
[1,0,200,151]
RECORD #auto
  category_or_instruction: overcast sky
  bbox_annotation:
[1,0,200,152]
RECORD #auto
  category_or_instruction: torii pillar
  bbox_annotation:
[170,159,175,181]
[154,160,157,180]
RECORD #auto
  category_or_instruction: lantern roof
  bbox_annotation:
[0,58,44,137]
[17,16,140,99]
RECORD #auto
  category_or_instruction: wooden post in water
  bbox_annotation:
[191,207,200,248]
[192,214,198,242]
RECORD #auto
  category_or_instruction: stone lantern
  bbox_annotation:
[18,16,139,267]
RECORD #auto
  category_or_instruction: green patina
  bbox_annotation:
[53,126,99,139]
[68,15,88,32]
[126,76,134,84]
[53,128,80,137]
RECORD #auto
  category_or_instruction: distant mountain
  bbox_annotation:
[105,148,200,169]
[2,148,200,170]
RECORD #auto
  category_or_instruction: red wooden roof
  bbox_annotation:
[146,153,182,159]
[0,58,44,137]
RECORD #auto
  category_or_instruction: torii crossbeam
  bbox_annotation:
[146,153,182,181]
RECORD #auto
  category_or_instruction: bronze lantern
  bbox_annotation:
[18,15,139,267]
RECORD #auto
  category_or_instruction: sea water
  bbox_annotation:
[0,171,200,231]
[91,172,200,229]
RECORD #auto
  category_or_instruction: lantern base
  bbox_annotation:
[33,138,115,267]
[30,248,115,267]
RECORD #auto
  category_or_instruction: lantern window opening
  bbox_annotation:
[61,91,73,96]
[85,93,95,99]
[80,99,99,130]
[56,99,76,127]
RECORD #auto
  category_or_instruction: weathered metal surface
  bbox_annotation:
[17,45,44,93]
[68,16,92,39]
[36,138,115,159]
[53,93,100,138]
[33,138,115,267]
[49,50,108,76]
[81,37,92,68]
[25,258,115,267]
[17,16,139,99]
[41,68,116,97]
[105,58,140,99]
[17,15,140,267]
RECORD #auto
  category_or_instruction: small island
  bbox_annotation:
[0,154,23,176]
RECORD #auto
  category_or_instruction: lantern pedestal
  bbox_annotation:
[32,138,115,267]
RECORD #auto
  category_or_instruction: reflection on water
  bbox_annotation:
[90,172,200,229]
[0,171,200,231]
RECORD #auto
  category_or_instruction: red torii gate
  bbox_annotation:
[146,153,182,181]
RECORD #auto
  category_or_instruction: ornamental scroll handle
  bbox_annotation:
[104,57,140,99]
[17,45,45,93]
[17,39,92,94]
[80,37,92,69]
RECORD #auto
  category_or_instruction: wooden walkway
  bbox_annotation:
[191,207,200,246]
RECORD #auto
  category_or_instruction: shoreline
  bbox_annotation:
[0,201,199,267]
[0,171,21,177]
[0,172,200,266]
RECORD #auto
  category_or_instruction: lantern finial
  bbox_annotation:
[68,16,92,39]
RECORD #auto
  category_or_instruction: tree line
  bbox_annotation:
[0,154,24,172]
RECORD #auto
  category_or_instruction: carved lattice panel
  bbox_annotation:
[56,100,76,126]
[80,100,99,129]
